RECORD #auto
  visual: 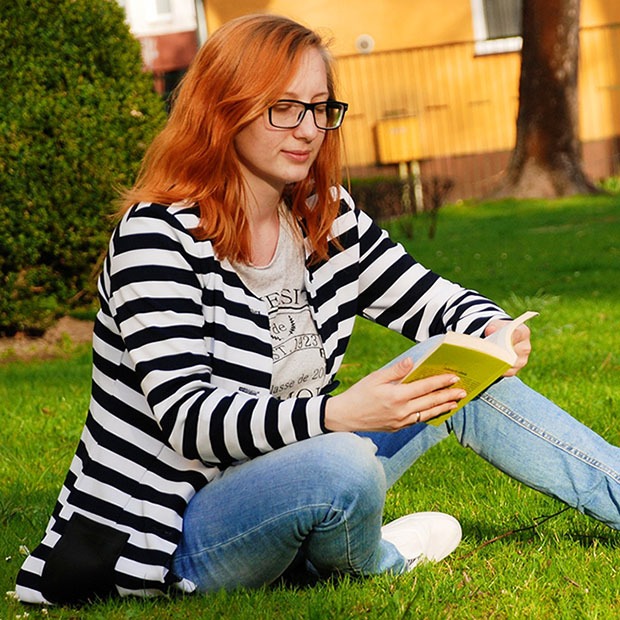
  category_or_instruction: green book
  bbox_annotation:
[395,311,538,426]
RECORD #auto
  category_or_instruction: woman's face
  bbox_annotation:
[234,47,329,203]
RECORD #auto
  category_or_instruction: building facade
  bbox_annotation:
[119,0,201,97]
[201,0,620,200]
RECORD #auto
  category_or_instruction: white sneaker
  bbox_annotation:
[381,512,462,571]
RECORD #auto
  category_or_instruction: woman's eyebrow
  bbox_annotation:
[280,91,331,100]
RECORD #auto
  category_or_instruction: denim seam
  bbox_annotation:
[480,391,620,484]
[178,502,346,560]
[341,509,354,571]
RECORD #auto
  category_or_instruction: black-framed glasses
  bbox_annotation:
[267,99,348,130]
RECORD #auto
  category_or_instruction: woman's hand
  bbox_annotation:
[484,319,532,376]
[324,358,467,432]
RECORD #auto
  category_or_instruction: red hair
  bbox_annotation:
[121,14,343,264]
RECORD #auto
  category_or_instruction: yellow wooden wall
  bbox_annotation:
[203,0,476,56]
[201,1,620,170]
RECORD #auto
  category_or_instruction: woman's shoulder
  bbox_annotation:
[116,201,216,258]
[325,184,355,213]
[119,201,204,241]
[327,185,376,234]
[124,200,200,229]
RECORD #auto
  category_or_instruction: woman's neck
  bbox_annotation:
[240,175,285,266]
[246,194,282,267]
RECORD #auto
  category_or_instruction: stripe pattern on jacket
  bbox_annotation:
[16,187,508,603]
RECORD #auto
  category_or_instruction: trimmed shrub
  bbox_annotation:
[0,0,168,334]
[348,177,409,221]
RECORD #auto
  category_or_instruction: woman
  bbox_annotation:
[16,14,620,605]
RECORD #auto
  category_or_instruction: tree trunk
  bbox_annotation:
[493,0,599,198]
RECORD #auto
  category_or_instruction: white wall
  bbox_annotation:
[119,0,197,37]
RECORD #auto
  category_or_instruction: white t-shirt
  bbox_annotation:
[232,214,328,399]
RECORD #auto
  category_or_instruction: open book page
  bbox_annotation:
[484,311,539,350]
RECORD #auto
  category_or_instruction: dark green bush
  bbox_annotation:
[348,177,409,221]
[350,175,454,241]
[0,0,168,334]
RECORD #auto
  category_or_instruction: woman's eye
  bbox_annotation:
[273,103,295,113]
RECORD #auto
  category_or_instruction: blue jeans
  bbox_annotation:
[171,377,620,591]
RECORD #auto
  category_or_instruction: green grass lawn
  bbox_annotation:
[2,195,620,619]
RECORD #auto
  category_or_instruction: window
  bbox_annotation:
[156,0,172,15]
[471,0,522,55]
[147,0,172,22]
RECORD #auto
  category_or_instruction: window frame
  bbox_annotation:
[470,0,522,55]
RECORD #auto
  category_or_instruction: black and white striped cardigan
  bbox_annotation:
[16,187,508,603]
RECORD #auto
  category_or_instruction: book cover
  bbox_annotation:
[396,311,538,426]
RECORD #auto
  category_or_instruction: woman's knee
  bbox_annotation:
[313,432,381,472]
[307,432,387,508]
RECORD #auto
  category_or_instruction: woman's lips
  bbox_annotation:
[283,149,312,162]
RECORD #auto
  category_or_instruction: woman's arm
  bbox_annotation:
[339,189,510,340]
[104,204,329,467]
